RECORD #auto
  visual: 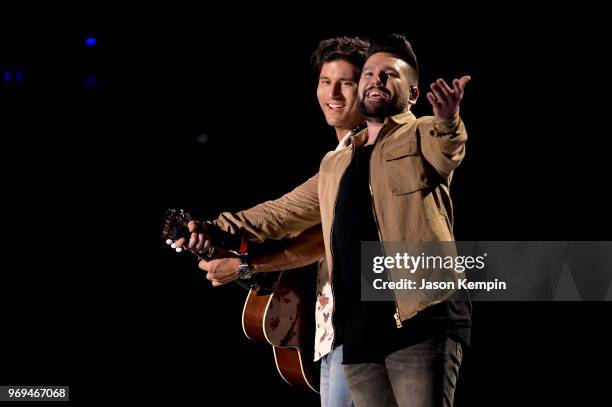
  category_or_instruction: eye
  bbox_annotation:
[363,72,373,77]
[342,81,355,87]
[319,79,330,85]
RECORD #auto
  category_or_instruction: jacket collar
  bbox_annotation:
[351,110,417,148]
[388,110,416,125]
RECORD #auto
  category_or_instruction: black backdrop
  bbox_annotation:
[2,5,611,405]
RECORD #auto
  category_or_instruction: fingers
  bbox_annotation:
[452,75,471,99]
[188,220,205,233]
[169,237,203,254]
[430,75,471,104]
[458,75,471,89]
[187,221,208,250]
[185,232,210,252]
[188,232,197,249]
[210,277,234,287]
[170,235,210,254]
[195,233,207,252]
[200,258,240,286]
[426,92,441,109]
[452,79,461,99]
[170,221,208,251]
[164,222,216,254]
[208,275,232,286]
[437,79,454,99]
[430,81,450,106]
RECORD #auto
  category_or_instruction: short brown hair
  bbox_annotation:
[366,34,419,82]
[310,37,369,80]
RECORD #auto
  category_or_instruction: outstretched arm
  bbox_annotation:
[421,76,471,178]
[175,172,321,253]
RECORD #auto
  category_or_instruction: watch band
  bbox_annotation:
[237,253,252,280]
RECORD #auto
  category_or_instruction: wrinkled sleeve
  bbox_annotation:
[206,173,321,242]
[419,115,468,178]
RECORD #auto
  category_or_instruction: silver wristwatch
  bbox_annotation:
[237,253,253,280]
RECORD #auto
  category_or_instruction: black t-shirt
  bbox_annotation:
[332,144,472,364]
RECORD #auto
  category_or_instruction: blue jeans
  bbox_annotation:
[320,345,354,407]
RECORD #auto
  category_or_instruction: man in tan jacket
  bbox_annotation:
[180,34,471,406]
[177,37,368,406]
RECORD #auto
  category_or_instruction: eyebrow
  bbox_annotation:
[363,66,400,74]
[319,76,356,82]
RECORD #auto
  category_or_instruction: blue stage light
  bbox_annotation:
[84,37,97,47]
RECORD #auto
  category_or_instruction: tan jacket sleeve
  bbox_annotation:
[206,173,321,242]
[418,115,468,178]
[251,225,325,273]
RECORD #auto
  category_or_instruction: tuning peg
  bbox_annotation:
[171,243,177,249]
[165,239,173,245]
[175,247,183,253]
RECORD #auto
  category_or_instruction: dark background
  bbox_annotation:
[1,5,610,405]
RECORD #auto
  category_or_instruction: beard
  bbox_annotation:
[358,90,408,120]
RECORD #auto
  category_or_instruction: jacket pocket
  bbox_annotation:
[383,140,429,195]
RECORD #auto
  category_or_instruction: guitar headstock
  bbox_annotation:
[162,208,192,245]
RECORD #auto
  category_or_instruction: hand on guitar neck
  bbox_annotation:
[168,220,242,286]
[162,209,254,288]
[162,209,324,289]
[173,220,214,255]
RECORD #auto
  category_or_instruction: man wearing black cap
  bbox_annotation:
[334,34,471,407]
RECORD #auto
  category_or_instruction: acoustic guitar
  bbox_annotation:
[162,209,319,393]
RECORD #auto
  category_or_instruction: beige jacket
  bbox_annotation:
[209,110,467,326]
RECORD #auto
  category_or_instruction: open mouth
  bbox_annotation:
[365,88,389,100]
[326,103,346,112]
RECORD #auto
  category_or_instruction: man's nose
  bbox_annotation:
[330,81,342,98]
[367,72,387,87]
[377,72,389,86]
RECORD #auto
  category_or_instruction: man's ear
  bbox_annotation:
[409,86,419,104]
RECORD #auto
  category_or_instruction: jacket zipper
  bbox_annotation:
[368,174,403,328]
[368,133,403,328]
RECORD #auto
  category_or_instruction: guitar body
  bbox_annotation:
[242,267,319,393]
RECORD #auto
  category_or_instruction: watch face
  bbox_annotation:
[239,264,251,280]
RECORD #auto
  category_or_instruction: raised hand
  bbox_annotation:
[426,75,471,121]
